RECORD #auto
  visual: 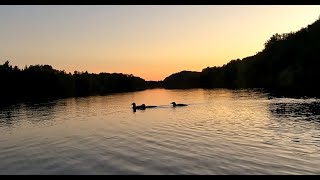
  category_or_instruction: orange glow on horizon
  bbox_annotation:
[1,5,320,81]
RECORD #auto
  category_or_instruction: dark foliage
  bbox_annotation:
[0,62,147,104]
[163,71,201,89]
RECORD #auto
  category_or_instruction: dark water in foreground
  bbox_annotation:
[0,89,319,174]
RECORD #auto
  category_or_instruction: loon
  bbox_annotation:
[171,102,188,107]
[132,103,146,110]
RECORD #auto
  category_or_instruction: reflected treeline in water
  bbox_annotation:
[163,17,320,98]
[23,100,63,121]
[269,100,320,123]
[0,104,23,127]
[0,99,65,127]
[1,88,320,174]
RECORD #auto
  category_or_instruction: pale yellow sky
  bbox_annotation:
[1,5,320,80]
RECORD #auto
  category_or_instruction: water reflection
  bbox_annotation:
[269,100,320,123]
[0,100,68,128]
[0,104,24,127]
[1,89,320,174]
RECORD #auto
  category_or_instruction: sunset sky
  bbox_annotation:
[1,5,320,81]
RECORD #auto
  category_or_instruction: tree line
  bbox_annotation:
[0,62,148,104]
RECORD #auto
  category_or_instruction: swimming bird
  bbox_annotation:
[171,102,188,107]
[132,103,146,110]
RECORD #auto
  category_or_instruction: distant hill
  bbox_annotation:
[163,71,201,89]
[145,80,163,89]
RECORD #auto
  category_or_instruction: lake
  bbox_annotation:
[0,88,319,175]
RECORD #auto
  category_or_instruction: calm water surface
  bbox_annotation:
[0,89,320,175]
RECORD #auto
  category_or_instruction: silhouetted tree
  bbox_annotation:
[0,62,149,104]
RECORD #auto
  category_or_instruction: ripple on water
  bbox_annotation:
[1,89,320,174]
